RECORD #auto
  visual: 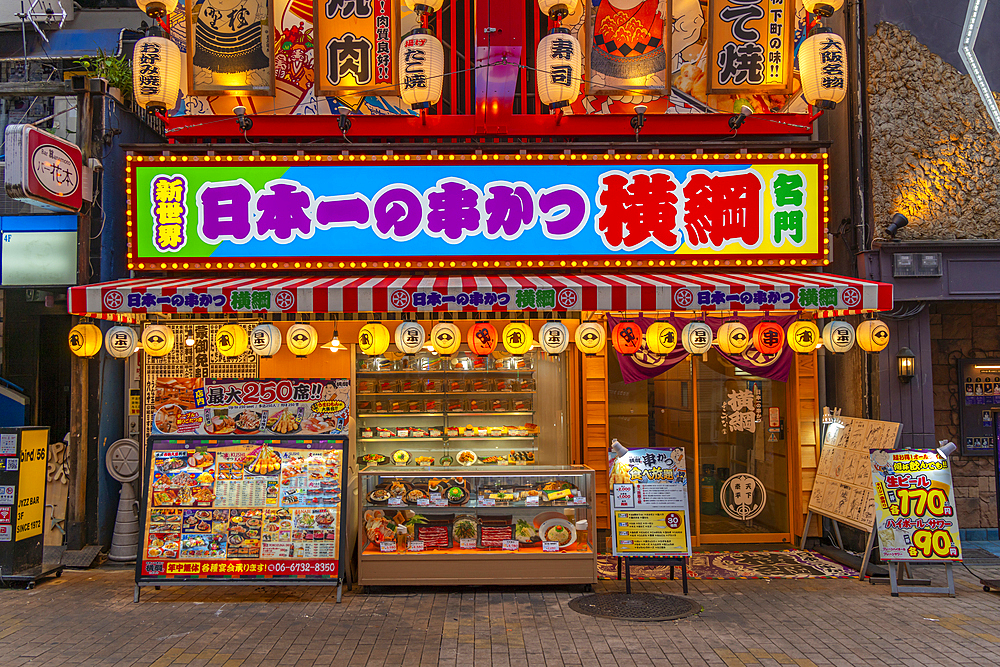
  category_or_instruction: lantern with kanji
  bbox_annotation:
[539,321,569,355]
[358,322,391,356]
[823,320,856,354]
[105,326,138,359]
[611,321,643,355]
[132,36,183,113]
[141,324,175,357]
[430,322,461,355]
[398,29,444,110]
[798,28,847,110]
[787,320,820,354]
[468,322,499,356]
[681,322,713,356]
[645,322,677,355]
[856,319,890,353]
[69,323,103,358]
[536,29,582,109]
[502,322,534,356]
[717,321,751,355]
[286,323,318,357]
[394,321,426,354]
[216,324,248,357]
[574,321,606,355]
[249,324,281,357]
[752,322,785,355]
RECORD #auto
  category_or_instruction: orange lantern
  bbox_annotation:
[468,322,498,356]
[611,321,643,354]
[752,321,785,355]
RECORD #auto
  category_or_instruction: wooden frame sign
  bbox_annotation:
[707,0,794,95]
[586,0,671,97]
[315,0,400,97]
[187,0,276,97]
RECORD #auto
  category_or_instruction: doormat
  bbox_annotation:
[597,550,859,580]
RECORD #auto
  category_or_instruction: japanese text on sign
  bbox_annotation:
[709,0,793,94]
[317,0,398,95]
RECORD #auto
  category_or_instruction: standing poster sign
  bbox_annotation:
[869,449,962,562]
[135,436,348,602]
[610,447,691,557]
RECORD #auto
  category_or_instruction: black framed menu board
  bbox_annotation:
[134,436,347,602]
[957,359,1000,456]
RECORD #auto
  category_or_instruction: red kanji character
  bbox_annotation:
[596,171,680,250]
[682,172,763,249]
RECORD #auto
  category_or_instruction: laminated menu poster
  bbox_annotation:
[870,449,963,562]
[136,437,346,583]
[610,448,692,558]
[152,378,350,436]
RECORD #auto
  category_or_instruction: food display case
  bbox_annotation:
[358,466,597,586]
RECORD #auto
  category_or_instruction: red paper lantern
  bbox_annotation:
[468,322,498,356]
[611,321,643,355]
[752,321,785,355]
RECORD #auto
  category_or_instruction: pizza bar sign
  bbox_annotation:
[130,155,828,268]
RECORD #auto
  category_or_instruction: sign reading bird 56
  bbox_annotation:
[129,154,827,270]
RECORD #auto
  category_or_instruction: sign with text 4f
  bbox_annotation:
[610,447,691,558]
[315,0,400,97]
[708,0,795,95]
[130,155,827,269]
[870,449,963,562]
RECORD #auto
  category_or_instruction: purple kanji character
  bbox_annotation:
[426,292,442,307]
[213,295,227,307]
[485,183,535,240]
[456,293,470,306]
[711,291,727,305]
[497,293,511,306]
[483,293,498,305]
[184,293,200,308]
[781,292,794,304]
[469,291,484,307]
[413,293,427,307]
[698,291,712,306]
[537,185,589,239]
[127,293,141,308]
[426,179,482,243]
[766,291,781,304]
[199,294,214,307]
[141,293,157,308]
[739,292,753,304]
[170,294,184,307]
[157,297,171,304]
[315,195,370,230]
[441,295,456,303]
[256,181,312,241]
[752,290,768,305]
[198,181,253,242]
[726,294,740,302]
[372,185,423,241]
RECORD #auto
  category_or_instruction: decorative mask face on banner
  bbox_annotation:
[786,320,820,354]
[216,324,248,357]
[716,321,751,355]
[394,321,426,354]
[142,324,175,357]
[645,321,677,355]
[358,322,390,356]
[502,322,533,355]
[539,321,569,355]
[286,323,318,357]
[69,323,103,357]
[430,322,461,355]
[105,326,138,359]
[856,319,890,353]
[611,321,643,355]
[574,321,607,355]
[468,322,499,356]
[249,323,282,357]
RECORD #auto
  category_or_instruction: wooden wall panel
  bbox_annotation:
[791,351,821,538]
[580,336,611,530]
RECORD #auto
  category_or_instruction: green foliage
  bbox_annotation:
[75,49,133,102]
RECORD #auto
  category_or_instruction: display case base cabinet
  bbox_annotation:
[360,551,597,586]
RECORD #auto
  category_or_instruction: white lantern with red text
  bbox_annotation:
[536,29,582,109]
[398,29,444,110]
[798,28,847,110]
[133,36,183,113]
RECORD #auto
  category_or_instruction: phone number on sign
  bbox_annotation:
[143,559,339,577]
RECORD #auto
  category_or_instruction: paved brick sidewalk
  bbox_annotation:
[3,562,1000,667]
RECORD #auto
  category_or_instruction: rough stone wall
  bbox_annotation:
[868,22,1000,240]
[929,301,1000,529]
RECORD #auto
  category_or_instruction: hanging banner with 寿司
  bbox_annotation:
[152,378,350,436]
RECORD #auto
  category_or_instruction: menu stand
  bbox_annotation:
[617,555,688,595]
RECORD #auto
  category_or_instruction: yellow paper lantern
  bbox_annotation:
[574,321,606,355]
[681,322,713,356]
[104,326,138,359]
[538,0,580,19]
[135,0,178,18]
[536,29,582,109]
[133,36,183,114]
[68,324,102,358]
[802,0,843,16]
[502,322,534,355]
[141,324,175,357]
[857,319,890,353]
[215,324,248,357]
[645,322,678,355]
[539,321,569,355]
[716,321,751,355]
[359,322,391,356]
[404,0,444,11]
[286,323,318,357]
[787,321,821,354]
[399,30,444,110]
[394,321,426,354]
[430,322,461,355]
[822,320,856,354]
[249,324,282,357]
[798,28,847,110]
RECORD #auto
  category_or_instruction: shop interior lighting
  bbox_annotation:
[897,347,916,383]
[960,0,1000,136]
[338,107,352,138]
[974,364,1000,370]
[184,330,195,346]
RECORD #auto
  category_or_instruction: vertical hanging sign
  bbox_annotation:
[316,0,400,97]
[707,0,794,95]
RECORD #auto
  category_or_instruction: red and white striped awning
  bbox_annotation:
[68,272,893,319]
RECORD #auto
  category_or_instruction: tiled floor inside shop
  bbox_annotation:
[4,556,1000,667]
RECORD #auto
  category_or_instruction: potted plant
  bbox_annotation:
[75,49,133,104]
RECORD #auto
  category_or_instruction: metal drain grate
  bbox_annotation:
[568,593,701,622]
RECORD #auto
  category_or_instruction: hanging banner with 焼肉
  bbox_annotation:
[707,0,794,95]
[315,0,400,97]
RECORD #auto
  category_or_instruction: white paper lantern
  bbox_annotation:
[798,28,847,110]
[394,321,426,354]
[822,320,856,354]
[249,324,282,357]
[136,0,178,18]
[538,0,580,19]
[141,324,175,357]
[802,0,843,17]
[536,29,582,109]
[539,321,569,355]
[105,326,138,359]
[286,323,319,357]
[133,36,183,113]
[716,321,751,356]
[404,0,445,12]
[399,29,444,110]
[681,322,713,356]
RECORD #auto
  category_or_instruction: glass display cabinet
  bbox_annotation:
[358,466,597,586]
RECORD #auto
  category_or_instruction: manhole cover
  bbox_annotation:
[568,593,701,622]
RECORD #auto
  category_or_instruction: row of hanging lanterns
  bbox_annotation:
[798,0,847,109]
